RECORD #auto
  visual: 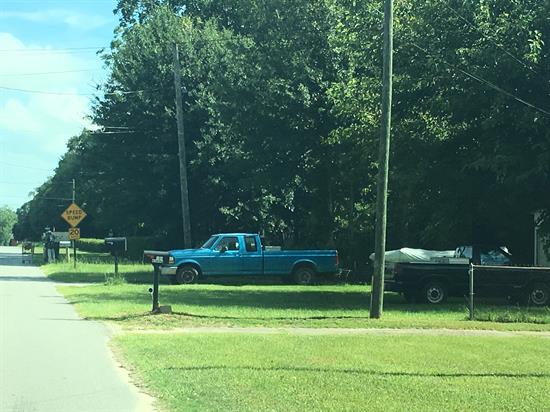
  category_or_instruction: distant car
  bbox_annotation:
[385,245,550,306]
[150,233,340,285]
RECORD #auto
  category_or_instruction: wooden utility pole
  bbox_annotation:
[173,43,192,248]
[370,0,394,319]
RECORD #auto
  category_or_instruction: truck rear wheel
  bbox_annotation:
[293,267,316,285]
[422,281,447,304]
[526,283,549,306]
[175,265,199,285]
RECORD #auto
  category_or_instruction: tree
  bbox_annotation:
[0,207,17,245]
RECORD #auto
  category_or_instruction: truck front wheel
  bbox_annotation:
[422,281,447,304]
[527,283,549,306]
[175,265,199,285]
[293,267,316,285]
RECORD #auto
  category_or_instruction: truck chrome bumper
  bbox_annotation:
[160,266,177,276]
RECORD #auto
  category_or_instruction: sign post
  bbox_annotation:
[61,203,86,269]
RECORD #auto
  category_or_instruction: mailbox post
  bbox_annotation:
[105,237,127,276]
[144,250,170,313]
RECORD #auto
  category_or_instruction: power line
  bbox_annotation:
[0,69,98,77]
[410,42,550,117]
[0,46,105,53]
[374,4,550,116]
[440,1,548,85]
[0,85,155,96]
[89,131,137,134]
[0,161,53,172]
[0,181,46,185]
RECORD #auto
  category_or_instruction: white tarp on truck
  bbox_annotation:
[369,248,455,269]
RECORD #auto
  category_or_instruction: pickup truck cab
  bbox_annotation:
[385,245,550,306]
[157,233,339,285]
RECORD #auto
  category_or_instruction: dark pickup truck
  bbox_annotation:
[385,246,550,306]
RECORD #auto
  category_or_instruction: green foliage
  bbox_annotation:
[14,0,550,267]
[78,238,106,253]
[0,206,17,245]
[76,236,175,261]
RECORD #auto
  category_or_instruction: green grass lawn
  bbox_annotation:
[114,332,550,412]
[57,283,550,331]
[43,261,157,284]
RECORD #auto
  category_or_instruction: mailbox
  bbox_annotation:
[104,237,127,255]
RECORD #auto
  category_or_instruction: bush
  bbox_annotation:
[78,238,106,253]
[78,236,176,261]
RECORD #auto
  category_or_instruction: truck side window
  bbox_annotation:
[480,249,511,266]
[216,237,239,251]
[245,236,258,252]
[456,246,472,259]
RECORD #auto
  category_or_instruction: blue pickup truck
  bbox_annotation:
[156,233,339,285]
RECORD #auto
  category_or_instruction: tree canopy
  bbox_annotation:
[14,0,550,265]
[0,206,17,246]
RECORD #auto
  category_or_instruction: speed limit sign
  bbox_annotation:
[68,228,81,240]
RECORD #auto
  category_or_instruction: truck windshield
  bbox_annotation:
[201,236,219,249]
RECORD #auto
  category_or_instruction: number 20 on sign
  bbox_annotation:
[69,228,81,240]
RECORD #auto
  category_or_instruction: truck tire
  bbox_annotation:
[175,265,199,285]
[293,267,316,285]
[526,283,549,306]
[422,281,447,304]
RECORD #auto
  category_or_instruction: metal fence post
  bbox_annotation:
[469,263,475,320]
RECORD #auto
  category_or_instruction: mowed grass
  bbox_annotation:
[57,282,550,331]
[42,261,157,284]
[114,333,550,412]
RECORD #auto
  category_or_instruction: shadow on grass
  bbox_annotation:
[164,365,550,379]
[69,286,550,324]
[69,288,471,318]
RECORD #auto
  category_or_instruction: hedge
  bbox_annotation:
[78,236,177,260]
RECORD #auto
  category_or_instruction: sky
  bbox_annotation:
[0,0,119,210]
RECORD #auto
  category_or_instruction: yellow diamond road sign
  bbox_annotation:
[61,203,87,228]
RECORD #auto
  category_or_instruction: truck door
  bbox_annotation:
[476,247,516,297]
[241,235,263,275]
[212,236,243,275]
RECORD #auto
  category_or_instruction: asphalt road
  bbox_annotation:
[0,246,153,412]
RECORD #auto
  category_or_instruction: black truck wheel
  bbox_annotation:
[175,265,199,285]
[527,284,549,306]
[422,281,447,304]
[293,267,316,285]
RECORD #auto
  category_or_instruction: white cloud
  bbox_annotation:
[0,98,41,132]
[0,9,109,30]
[0,32,102,150]
[0,31,105,209]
